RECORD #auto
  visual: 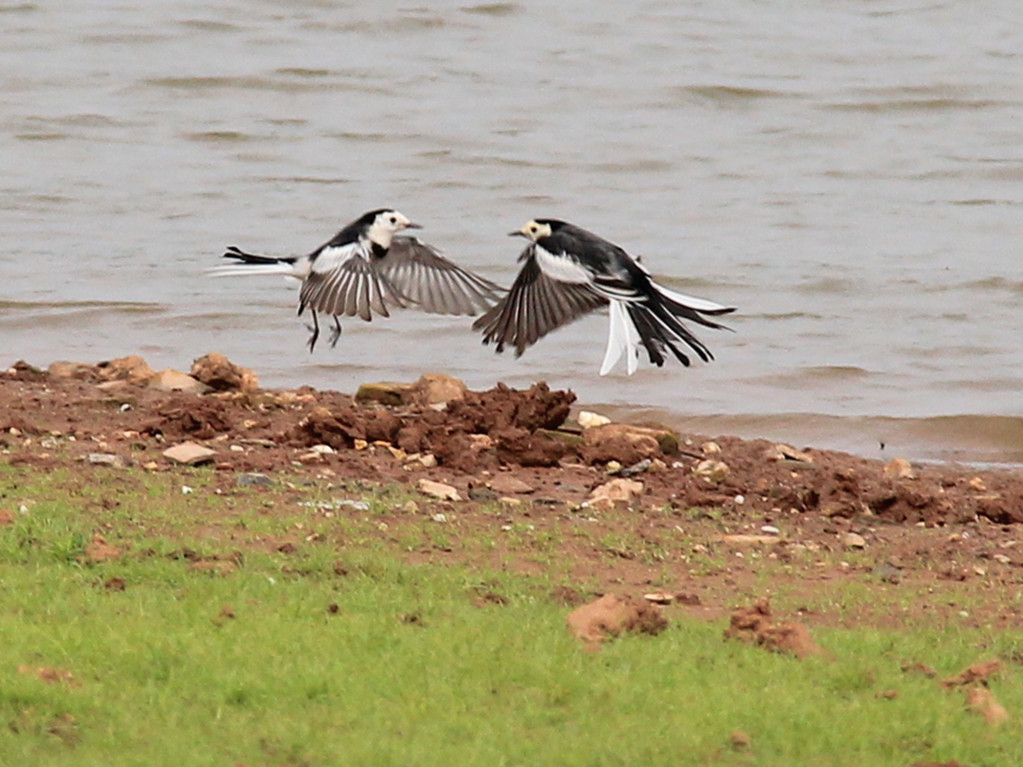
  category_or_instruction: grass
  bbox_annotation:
[1,464,1022,766]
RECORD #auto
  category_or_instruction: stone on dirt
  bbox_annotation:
[149,369,210,394]
[566,593,668,651]
[162,441,217,466]
[581,423,678,465]
[587,478,643,508]
[884,457,916,480]
[97,355,155,384]
[843,532,867,548]
[410,373,467,406]
[694,459,730,484]
[190,352,259,392]
[354,382,413,407]
[48,361,96,380]
[488,473,536,495]
[417,478,461,502]
[87,452,124,467]
[766,443,814,463]
[577,410,611,429]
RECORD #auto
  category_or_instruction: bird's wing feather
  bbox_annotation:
[300,243,404,319]
[376,237,505,316]
[473,248,607,356]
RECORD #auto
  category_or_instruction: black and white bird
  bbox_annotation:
[210,208,504,351]
[473,218,735,375]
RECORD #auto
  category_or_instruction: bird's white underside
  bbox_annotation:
[535,246,592,285]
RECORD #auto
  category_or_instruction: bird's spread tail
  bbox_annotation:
[601,283,735,376]
[207,246,298,277]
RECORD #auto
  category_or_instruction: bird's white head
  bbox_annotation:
[365,209,421,249]
[509,219,553,242]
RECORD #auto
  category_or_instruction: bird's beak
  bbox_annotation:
[406,222,423,229]
[508,229,526,238]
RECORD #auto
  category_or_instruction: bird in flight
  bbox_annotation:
[473,218,735,375]
[211,208,503,351]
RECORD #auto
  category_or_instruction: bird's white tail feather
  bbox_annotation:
[207,263,297,278]
[655,284,730,313]
[624,305,640,375]
[600,300,642,376]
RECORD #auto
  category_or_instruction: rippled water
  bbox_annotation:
[2,1,1022,464]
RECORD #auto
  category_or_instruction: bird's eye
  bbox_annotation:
[389,216,397,224]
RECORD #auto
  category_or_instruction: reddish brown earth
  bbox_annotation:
[3,355,1023,633]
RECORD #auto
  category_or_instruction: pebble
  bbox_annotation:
[237,473,273,487]
[417,478,462,502]
[760,525,780,535]
[694,459,730,484]
[162,442,217,466]
[577,410,611,429]
[843,532,867,548]
[87,453,124,467]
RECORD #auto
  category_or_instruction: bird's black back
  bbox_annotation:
[534,218,644,287]
[309,208,392,261]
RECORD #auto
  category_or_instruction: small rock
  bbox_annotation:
[694,459,730,484]
[410,373,467,406]
[148,369,211,394]
[48,360,95,380]
[332,499,371,512]
[701,441,722,455]
[354,381,413,406]
[843,532,867,549]
[716,534,783,546]
[577,410,611,429]
[968,476,987,492]
[587,478,643,508]
[162,441,217,466]
[760,525,780,535]
[488,474,535,495]
[883,457,916,480]
[431,513,448,523]
[87,453,124,467]
[97,355,155,384]
[417,478,462,502]
[237,473,273,487]
[190,352,259,392]
[582,423,679,464]
[643,592,675,605]
[766,444,814,463]
[620,458,652,477]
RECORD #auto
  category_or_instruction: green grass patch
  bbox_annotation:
[0,464,1021,766]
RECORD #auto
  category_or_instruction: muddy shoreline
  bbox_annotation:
[3,353,1023,630]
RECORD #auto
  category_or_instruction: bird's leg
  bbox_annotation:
[328,317,342,348]
[306,310,320,353]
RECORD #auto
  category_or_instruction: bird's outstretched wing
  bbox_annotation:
[299,243,406,321]
[473,248,607,356]
[377,237,505,316]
